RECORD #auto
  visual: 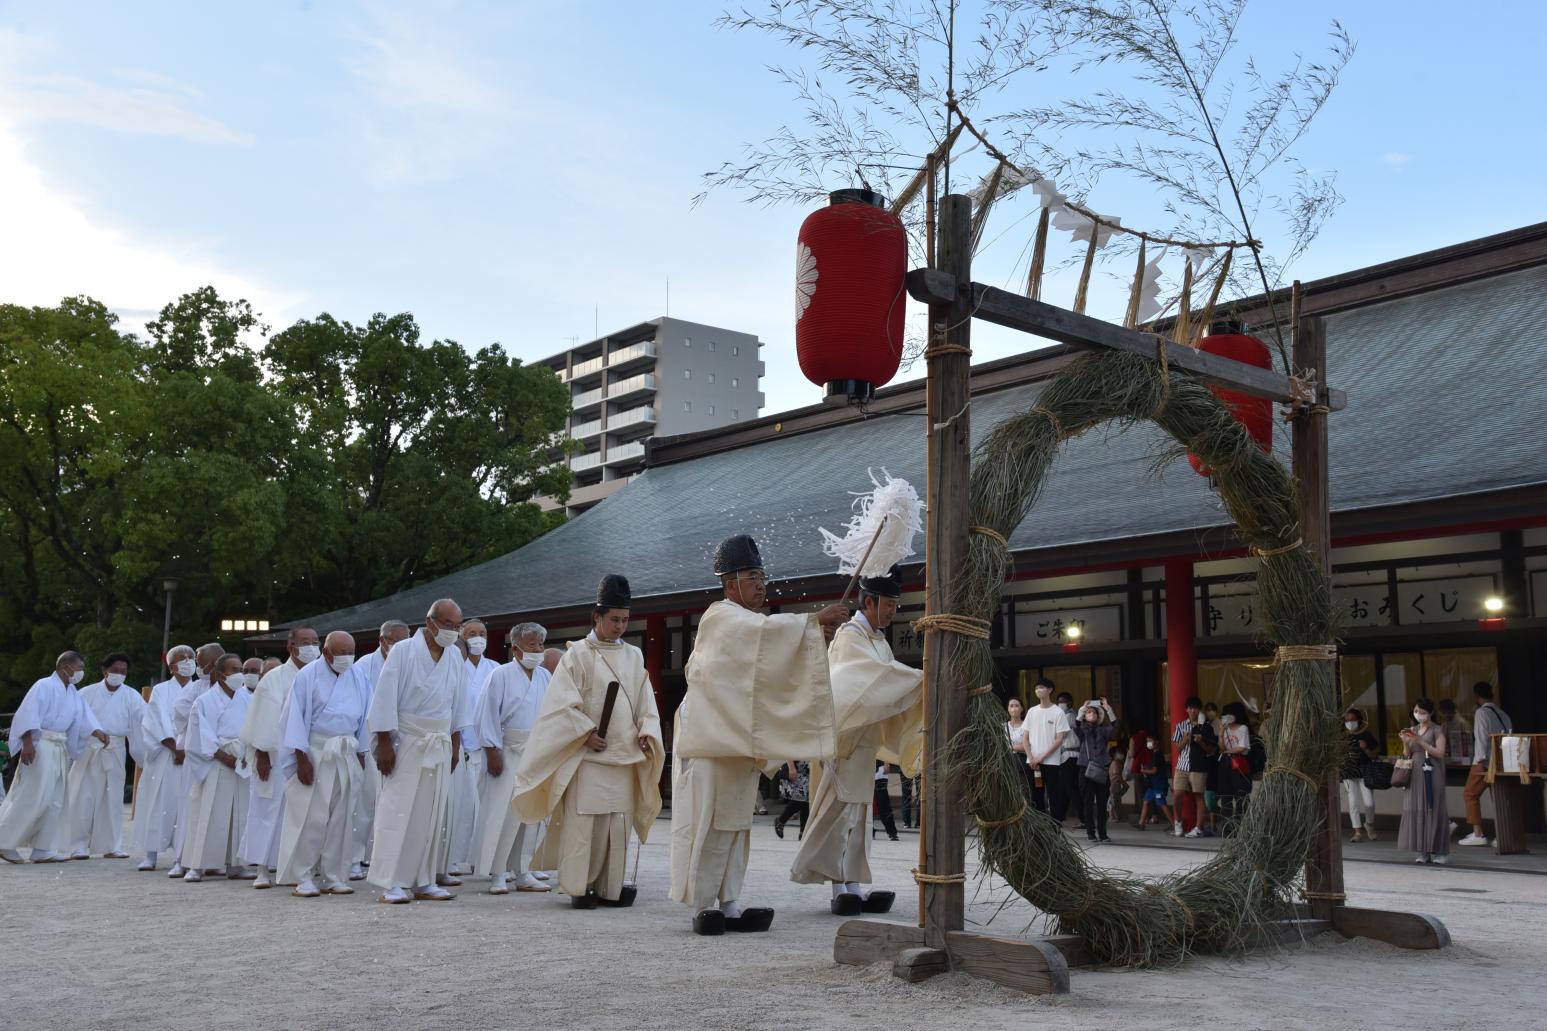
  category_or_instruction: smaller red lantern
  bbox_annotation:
[1188,322,1273,477]
[795,189,909,405]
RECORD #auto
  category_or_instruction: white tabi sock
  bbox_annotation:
[721,898,744,919]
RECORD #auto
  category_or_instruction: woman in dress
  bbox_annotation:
[1216,701,1253,835]
[1397,697,1450,865]
[1005,697,1032,799]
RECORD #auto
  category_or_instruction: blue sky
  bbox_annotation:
[1,1,1543,413]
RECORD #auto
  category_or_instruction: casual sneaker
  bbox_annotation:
[1458,833,1491,847]
[1172,822,1183,836]
[1365,828,1378,841]
[1432,855,1450,865]
[1184,828,1203,838]
[1349,829,1363,843]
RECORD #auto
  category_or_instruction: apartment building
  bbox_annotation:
[536,317,765,514]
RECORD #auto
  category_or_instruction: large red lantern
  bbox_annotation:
[1187,323,1274,477]
[795,188,908,404]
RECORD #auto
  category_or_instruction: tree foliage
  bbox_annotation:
[0,291,571,707]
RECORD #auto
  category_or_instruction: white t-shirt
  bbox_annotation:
[1005,720,1029,750]
[1025,704,1071,764]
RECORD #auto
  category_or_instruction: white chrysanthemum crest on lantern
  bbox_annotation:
[818,469,924,577]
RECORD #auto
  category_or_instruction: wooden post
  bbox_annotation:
[920,193,973,950]
[1291,313,1343,921]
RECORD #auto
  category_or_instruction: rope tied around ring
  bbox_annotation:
[1251,537,1303,558]
[1274,644,1338,664]
[1143,883,1197,932]
[975,801,1028,830]
[912,868,968,885]
[1264,764,1323,791]
[970,524,1009,548]
[913,614,992,640]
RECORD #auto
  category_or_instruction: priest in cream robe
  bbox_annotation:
[348,619,410,880]
[66,652,148,859]
[133,645,195,871]
[444,619,500,878]
[276,631,369,898]
[790,566,923,915]
[167,641,223,878]
[367,598,474,904]
[471,622,553,894]
[0,652,109,864]
[239,625,317,888]
[180,655,253,881]
[670,536,849,935]
[515,577,665,908]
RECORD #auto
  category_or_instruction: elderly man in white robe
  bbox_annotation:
[0,652,110,864]
[444,618,500,878]
[670,536,849,936]
[471,622,553,895]
[347,619,410,880]
[167,641,223,878]
[516,578,665,909]
[367,598,474,904]
[180,655,253,882]
[133,645,195,871]
[790,566,923,915]
[276,631,369,898]
[239,624,318,889]
[66,651,148,860]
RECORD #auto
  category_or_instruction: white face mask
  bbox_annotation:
[519,651,543,670]
[243,672,259,690]
[1146,740,1157,750]
[297,644,321,664]
[330,654,354,674]
[1344,720,1359,731]
[176,658,197,678]
[1058,702,1070,712]
[105,672,126,688]
[1413,710,1429,723]
[466,636,487,656]
[434,626,459,649]
[1221,714,1235,726]
[67,668,84,686]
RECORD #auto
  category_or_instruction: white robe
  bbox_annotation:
[470,661,550,877]
[365,630,473,890]
[669,600,836,911]
[0,674,102,855]
[514,637,663,899]
[445,656,501,871]
[348,646,389,865]
[180,686,252,871]
[66,681,147,855]
[238,657,302,868]
[790,616,923,887]
[275,660,369,886]
[132,677,185,854]
[170,677,212,858]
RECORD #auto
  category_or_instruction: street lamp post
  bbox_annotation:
[160,577,180,678]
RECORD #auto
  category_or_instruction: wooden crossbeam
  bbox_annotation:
[905,268,1347,410]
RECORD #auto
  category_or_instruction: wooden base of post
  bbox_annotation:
[834,919,1075,995]
[1329,906,1451,950]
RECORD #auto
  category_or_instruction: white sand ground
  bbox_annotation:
[2,819,1538,1031]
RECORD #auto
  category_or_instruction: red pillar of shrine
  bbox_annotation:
[1164,556,1197,746]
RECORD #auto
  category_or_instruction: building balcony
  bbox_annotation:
[571,386,605,413]
[609,405,655,430]
[565,354,606,386]
[605,440,646,465]
[608,340,657,374]
[572,450,605,472]
[607,372,655,403]
[570,417,604,439]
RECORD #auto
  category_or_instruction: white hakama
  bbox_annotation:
[0,674,101,857]
[444,656,500,873]
[275,660,369,887]
[365,631,473,891]
[239,658,301,870]
[791,617,922,888]
[669,600,835,912]
[515,637,663,900]
[169,678,212,861]
[131,678,184,856]
[470,662,550,877]
[66,681,147,856]
[180,686,252,872]
[348,648,388,867]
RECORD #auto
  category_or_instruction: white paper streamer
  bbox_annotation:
[818,469,925,577]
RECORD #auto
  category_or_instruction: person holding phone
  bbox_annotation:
[1397,698,1450,865]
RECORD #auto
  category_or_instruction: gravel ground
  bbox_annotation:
[2,816,1537,1031]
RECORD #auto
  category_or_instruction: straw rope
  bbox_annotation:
[1251,537,1303,557]
[1274,644,1338,663]
[912,868,968,885]
[975,801,1029,830]
[912,614,992,639]
[970,525,1009,548]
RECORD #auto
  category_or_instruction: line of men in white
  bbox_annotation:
[0,534,924,934]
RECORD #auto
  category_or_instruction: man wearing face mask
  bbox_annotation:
[347,619,411,880]
[66,652,148,860]
[239,624,319,889]
[180,655,254,881]
[275,631,368,898]
[0,652,109,863]
[366,598,475,903]
[242,657,264,689]
[444,619,501,878]
[473,623,554,894]
[670,535,848,935]
[133,645,196,871]
[167,642,223,878]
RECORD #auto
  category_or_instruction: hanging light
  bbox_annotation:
[795,189,908,406]
[1062,623,1083,653]
[1188,321,1274,477]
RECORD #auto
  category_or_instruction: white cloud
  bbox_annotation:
[1381,152,1412,167]
[0,116,298,334]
